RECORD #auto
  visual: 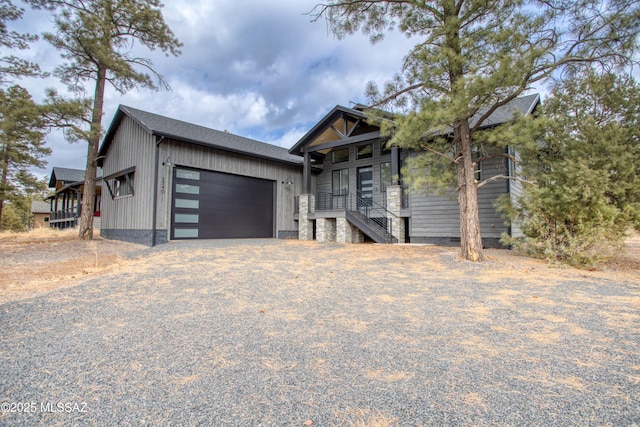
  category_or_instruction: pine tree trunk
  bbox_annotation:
[0,158,8,227]
[454,118,484,262]
[78,67,107,240]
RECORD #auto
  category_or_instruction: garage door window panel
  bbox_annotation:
[175,198,199,209]
[176,183,199,195]
[175,169,201,180]
[174,228,199,238]
[174,213,199,223]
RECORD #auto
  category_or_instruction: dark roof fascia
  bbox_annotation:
[52,179,102,195]
[154,131,304,167]
[98,106,148,167]
[289,105,370,156]
[292,95,541,155]
[48,167,87,188]
[99,105,303,168]
[473,93,541,131]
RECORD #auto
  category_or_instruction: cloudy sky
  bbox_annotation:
[8,0,418,178]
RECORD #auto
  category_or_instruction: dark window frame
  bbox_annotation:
[380,162,392,192]
[356,143,373,160]
[331,148,349,164]
[332,168,349,195]
[104,167,135,199]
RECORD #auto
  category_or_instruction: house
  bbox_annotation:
[30,201,50,228]
[96,106,304,246]
[97,95,538,247]
[289,94,540,247]
[46,167,102,230]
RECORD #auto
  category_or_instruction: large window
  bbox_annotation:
[331,148,349,164]
[356,144,373,159]
[332,168,349,195]
[380,162,392,192]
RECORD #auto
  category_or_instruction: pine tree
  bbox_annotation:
[0,85,50,226]
[27,0,182,239]
[500,71,640,265]
[0,0,45,83]
[312,0,640,261]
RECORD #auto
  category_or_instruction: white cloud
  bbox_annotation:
[9,0,419,175]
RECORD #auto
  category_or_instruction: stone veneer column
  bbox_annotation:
[386,185,405,243]
[336,217,364,243]
[316,218,336,243]
[298,194,315,241]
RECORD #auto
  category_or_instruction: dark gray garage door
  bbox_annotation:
[171,167,275,240]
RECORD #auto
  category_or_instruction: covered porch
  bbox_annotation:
[289,105,408,244]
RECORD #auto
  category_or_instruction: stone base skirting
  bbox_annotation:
[337,217,363,243]
[316,218,336,243]
[298,194,315,241]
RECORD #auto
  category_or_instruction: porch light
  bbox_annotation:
[282,177,294,185]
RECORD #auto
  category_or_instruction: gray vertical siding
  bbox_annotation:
[158,139,302,236]
[101,116,303,244]
[100,116,157,232]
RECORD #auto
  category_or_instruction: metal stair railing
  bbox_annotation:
[348,190,398,244]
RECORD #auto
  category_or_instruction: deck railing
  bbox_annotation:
[49,207,80,221]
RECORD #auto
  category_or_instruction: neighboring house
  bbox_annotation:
[290,94,540,247]
[96,106,304,246]
[46,167,102,230]
[31,201,50,228]
[97,95,538,247]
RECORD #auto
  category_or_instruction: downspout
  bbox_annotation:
[151,136,166,246]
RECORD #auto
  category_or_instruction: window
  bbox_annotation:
[472,146,482,182]
[357,144,373,159]
[380,162,392,192]
[332,168,349,195]
[113,171,134,197]
[380,141,392,156]
[176,169,200,180]
[331,148,349,164]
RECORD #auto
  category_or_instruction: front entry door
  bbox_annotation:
[357,166,373,210]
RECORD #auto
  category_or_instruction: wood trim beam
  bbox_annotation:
[346,118,362,138]
[302,131,381,153]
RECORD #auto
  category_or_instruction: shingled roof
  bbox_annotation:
[48,167,86,188]
[98,106,303,167]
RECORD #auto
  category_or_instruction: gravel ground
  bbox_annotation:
[1,239,639,426]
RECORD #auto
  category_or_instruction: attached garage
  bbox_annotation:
[98,105,303,246]
[171,167,275,240]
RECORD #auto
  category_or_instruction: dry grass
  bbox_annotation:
[0,227,78,242]
[0,228,145,304]
[1,230,638,307]
[1,232,638,425]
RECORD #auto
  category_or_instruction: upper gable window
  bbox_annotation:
[356,144,373,159]
[331,148,349,164]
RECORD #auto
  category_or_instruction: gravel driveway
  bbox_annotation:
[1,239,639,426]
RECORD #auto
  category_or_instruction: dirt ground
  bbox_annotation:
[1,229,638,305]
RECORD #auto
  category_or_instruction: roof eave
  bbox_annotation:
[288,105,369,156]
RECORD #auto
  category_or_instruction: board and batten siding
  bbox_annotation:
[157,139,303,237]
[407,153,511,245]
[100,116,156,232]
